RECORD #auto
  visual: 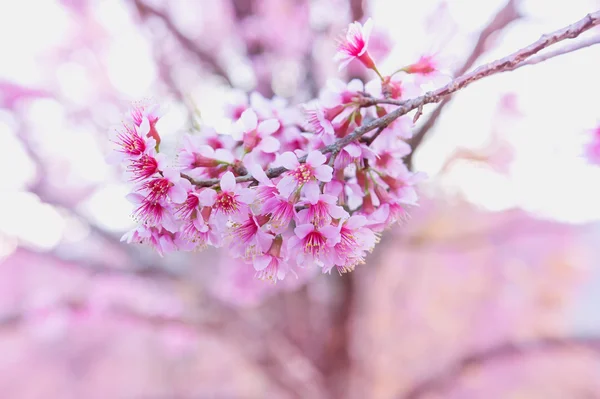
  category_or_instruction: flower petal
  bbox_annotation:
[276,175,297,197]
[139,117,150,135]
[198,188,217,206]
[247,163,270,185]
[253,254,272,271]
[302,180,320,204]
[169,184,188,204]
[237,188,256,204]
[240,108,258,131]
[306,150,326,167]
[220,171,236,192]
[257,119,280,135]
[258,136,281,153]
[294,223,314,239]
[314,165,333,182]
[279,151,300,170]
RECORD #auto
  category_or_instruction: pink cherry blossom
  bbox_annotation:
[137,168,191,204]
[253,236,287,282]
[290,223,340,268]
[276,150,333,202]
[178,134,234,176]
[235,109,281,155]
[325,215,378,274]
[213,172,255,221]
[334,18,376,71]
[297,194,348,227]
[229,214,274,260]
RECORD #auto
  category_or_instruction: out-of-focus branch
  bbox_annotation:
[400,336,600,399]
[350,0,365,22]
[133,0,233,86]
[406,0,522,169]
[0,294,327,398]
[189,9,600,188]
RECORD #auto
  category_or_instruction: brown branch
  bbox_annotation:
[406,0,522,169]
[133,0,233,86]
[512,33,600,69]
[400,336,600,399]
[190,9,600,188]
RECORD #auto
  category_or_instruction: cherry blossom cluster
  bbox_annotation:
[113,19,433,281]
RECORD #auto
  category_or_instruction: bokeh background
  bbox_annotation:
[2,0,600,398]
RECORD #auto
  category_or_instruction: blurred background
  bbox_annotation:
[2,0,600,398]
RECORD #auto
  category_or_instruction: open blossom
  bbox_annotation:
[290,223,340,267]
[178,134,234,175]
[229,214,274,260]
[213,172,255,222]
[253,235,287,281]
[297,194,348,227]
[128,100,163,145]
[334,18,376,71]
[235,109,281,155]
[276,150,333,202]
[326,215,378,274]
[137,168,191,204]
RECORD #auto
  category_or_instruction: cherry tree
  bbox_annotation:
[1,0,600,397]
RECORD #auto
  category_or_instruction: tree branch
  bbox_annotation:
[189,9,600,188]
[406,0,522,169]
[400,336,600,399]
[512,33,600,69]
[133,0,233,86]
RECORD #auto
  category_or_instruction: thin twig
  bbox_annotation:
[512,33,600,68]
[406,0,522,169]
[189,10,600,188]
[400,336,600,399]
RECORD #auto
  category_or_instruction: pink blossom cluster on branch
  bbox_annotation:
[112,19,429,281]
[112,10,600,281]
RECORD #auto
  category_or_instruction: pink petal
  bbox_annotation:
[336,56,354,71]
[344,143,362,157]
[258,136,280,153]
[321,225,341,245]
[329,204,349,220]
[256,229,274,252]
[162,212,180,233]
[214,148,234,164]
[302,181,320,204]
[279,152,300,170]
[306,150,326,167]
[139,117,150,135]
[314,165,333,182]
[240,108,258,131]
[346,215,367,229]
[276,175,297,197]
[294,224,315,239]
[247,163,270,185]
[198,188,217,206]
[126,193,144,205]
[220,171,236,192]
[359,19,373,55]
[257,119,280,135]
[237,188,256,204]
[169,184,188,204]
[253,254,272,271]
[163,168,181,182]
